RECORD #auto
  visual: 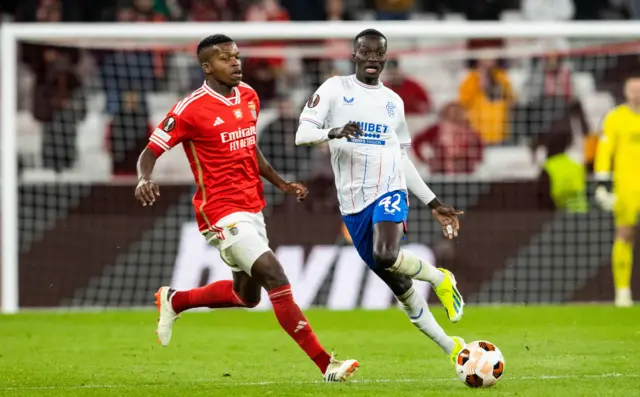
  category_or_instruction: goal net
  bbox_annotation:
[2,22,635,312]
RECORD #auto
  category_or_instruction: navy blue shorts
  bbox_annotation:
[342,190,408,270]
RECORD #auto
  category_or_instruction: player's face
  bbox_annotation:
[624,78,640,107]
[352,36,387,83]
[202,42,242,87]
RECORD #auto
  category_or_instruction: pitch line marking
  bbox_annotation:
[1,373,638,391]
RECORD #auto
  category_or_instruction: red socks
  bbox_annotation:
[268,285,331,373]
[171,280,248,313]
[170,281,331,374]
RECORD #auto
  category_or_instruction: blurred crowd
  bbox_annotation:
[1,0,636,23]
[2,0,637,213]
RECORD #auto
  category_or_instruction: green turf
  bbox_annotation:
[1,306,639,396]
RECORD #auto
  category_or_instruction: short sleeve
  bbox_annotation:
[147,108,195,157]
[395,98,412,149]
[299,77,336,128]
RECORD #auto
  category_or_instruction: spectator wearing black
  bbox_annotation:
[20,1,86,172]
[99,6,156,115]
[259,95,311,180]
[108,91,152,175]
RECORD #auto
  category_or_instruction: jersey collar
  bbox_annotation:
[202,81,241,106]
[351,74,382,89]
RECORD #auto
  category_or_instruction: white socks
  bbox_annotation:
[388,249,445,286]
[396,285,454,355]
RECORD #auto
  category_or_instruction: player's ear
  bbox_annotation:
[351,52,356,62]
[201,62,211,74]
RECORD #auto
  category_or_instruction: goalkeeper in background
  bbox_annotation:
[594,76,640,307]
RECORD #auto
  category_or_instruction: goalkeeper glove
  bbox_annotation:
[594,182,616,211]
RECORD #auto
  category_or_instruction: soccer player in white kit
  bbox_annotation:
[295,29,466,363]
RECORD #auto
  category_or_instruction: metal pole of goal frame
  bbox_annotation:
[1,23,19,314]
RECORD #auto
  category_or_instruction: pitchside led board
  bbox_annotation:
[172,222,435,311]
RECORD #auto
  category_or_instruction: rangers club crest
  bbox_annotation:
[386,102,396,118]
[233,108,243,120]
[248,101,257,120]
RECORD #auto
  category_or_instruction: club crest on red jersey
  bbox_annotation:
[307,94,320,108]
[233,108,243,120]
[162,116,176,132]
[248,101,257,119]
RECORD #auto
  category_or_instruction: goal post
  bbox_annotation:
[3,20,640,313]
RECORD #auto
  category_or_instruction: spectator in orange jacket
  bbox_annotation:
[459,58,513,144]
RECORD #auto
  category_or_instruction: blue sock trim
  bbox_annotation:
[409,308,424,320]
[411,260,423,278]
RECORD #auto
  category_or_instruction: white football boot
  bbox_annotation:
[154,286,179,346]
[615,288,633,308]
[323,353,359,382]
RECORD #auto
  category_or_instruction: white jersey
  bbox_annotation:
[299,75,411,215]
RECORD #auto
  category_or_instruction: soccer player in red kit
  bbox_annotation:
[134,34,359,382]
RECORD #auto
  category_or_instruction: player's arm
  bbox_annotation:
[135,112,194,206]
[593,110,617,210]
[397,108,463,239]
[135,148,160,206]
[295,78,362,146]
[256,147,308,201]
[594,110,617,184]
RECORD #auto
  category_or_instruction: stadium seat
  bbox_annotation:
[147,92,180,118]
[507,68,529,103]
[572,72,596,98]
[580,91,615,131]
[16,111,42,168]
[500,10,525,21]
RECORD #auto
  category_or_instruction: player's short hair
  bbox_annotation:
[197,34,234,56]
[353,29,387,49]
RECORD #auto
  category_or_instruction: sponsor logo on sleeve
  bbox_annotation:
[162,116,176,132]
[306,94,320,108]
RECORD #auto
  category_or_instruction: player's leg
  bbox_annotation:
[612,196,635,307]
[371,222,463,361]
[154,229,256,346]
[371,191,464,322]
[225,214,358,381]
[232,248,359,381]
[343,197,463,363]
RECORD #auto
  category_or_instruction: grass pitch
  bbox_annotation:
[1,306,639,396]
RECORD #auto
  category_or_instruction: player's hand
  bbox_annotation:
[328,122,363,140]
[281,181,308,202]
[431,204,464,240]
[135,178,160,207]
[594,184,616,211]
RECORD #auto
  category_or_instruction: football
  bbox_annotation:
[455,340,505,388]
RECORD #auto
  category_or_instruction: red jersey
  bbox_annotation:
[147,81,265,232]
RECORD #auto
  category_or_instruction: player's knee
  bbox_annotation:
[373,245,399,270]
[373,268,412,296]
[243,298,260,308]
[616,227,634,243]
[250,251,290,291]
